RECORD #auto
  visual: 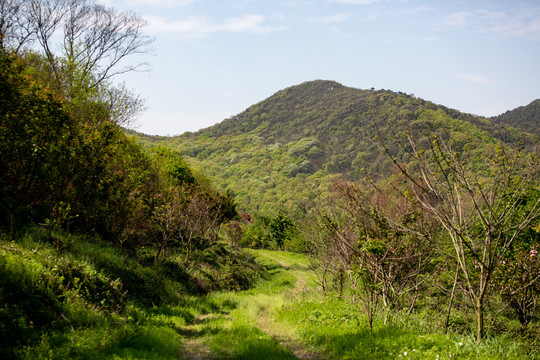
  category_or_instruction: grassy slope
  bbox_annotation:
[5,230,536,359]
[163,250,537,360]
[0,228,259,359]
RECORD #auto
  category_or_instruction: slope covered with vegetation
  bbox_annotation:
[2,0,539,356]
[143,80,540,350]
[0,0,262,357]
[152,80,538,220]
[492,99,540,138]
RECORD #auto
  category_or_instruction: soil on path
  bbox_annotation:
[179,314,220,360]
[179,250,323,360]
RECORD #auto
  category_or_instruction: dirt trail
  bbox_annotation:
[254,252,322,359]
[257,304,321,360]
[179,250,323,360]
[179,314,217,360]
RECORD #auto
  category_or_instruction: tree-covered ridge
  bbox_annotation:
[156,80,536,218]
[491,99,540,138]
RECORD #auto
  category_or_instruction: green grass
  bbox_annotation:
[276,296,538,359]
[3,233,537,360]
[0,227,263,359]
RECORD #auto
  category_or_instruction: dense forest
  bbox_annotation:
[1,0,540,359]
[145,80,539,221]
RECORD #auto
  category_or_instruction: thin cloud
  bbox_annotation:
[328,0,381,4]
[120,0,197,8]
[442,6,540,41]
[481,7,540,41]
[458,74,492,85]
[443,11,472,27]
[308,13,349,23]
[146,14,287,37]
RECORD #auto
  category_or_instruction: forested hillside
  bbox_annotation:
[0,1,260,358]
[139,80,540,351]
[152,80,538,219]
[492,99,540,138]
[2,0,539,357]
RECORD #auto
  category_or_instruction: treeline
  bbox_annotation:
[155,80,539,221]
[492,99,540,138]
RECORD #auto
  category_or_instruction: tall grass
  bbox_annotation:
[276,295,539,359]
[0,227,261,359]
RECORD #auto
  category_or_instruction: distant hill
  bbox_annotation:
[491,99,540,139]
[143,80,538,218]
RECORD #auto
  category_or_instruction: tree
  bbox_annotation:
[311,180,433,329]
[380,129,540,341]
[1,0,152,126]
[493,225,540,327]
[267,213,295,250]
[0,0,35,52]
[0,51,76,240]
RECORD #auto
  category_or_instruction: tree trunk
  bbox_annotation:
[476,296,485,342]
[444,265,460,334]
[9,210,15,241]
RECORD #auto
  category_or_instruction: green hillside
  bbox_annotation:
[3,0,538,355]
[152,80,536,218]
[491,99,540,140]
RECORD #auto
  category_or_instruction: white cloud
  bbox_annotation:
[108,0,197,8]
[442,6,540,41]
[458,74,492,85]
[328,0,381,4]
[308,13,349,23]
[145,14,287,37]
[480,8,540,41]
[443,11,472,27]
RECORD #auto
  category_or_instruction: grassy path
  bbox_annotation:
[149,249,536,360]
[177,249,323,360]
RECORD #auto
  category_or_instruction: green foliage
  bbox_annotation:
[0,227,262,358]
[151,146,196,186]
[0,52,77,239]
[492,99,540,138]
[141,80,536,224]
[267,213,296,250]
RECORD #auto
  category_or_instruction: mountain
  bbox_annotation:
[148,80,538,218]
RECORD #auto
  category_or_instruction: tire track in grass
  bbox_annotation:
[257,303,321,360]
[180,314,219,360]
[255,251,323,359]
[179,250,323,360]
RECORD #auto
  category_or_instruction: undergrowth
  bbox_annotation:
[276,295,540,359]
[2,231,538,359]
[0,227,260,359]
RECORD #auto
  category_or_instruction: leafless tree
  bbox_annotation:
[0,0,35,52]
[153,185,234,261]
[1,0,153,125]
[379,128,540,342]
[307,180,434,330]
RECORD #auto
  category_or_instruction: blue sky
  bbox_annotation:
[102,0,540,136]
